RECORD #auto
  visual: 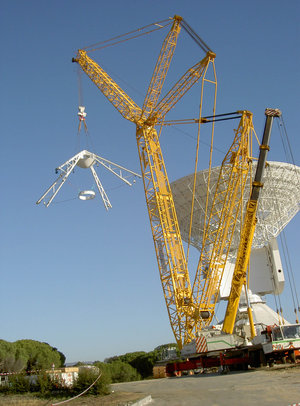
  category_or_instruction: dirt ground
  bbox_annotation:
[112,364,300,406]
[1,365,300,406]
[0,391,145,406]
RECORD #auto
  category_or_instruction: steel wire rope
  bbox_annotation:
[279,227,300,323]
[100,60,145,100]
[277,116,300,187]
[278,116,299,170]
[51,197,78,205]
[276,116,300,321]
[264,163,288,325]
[277,228,296,323]
[264,161,296,324]
[186,68,217,268]
[186,81,205,265]
[262,168,286,325]
[77,66,84,107]
[68,67,102,204]
[72,58,143,205]
[76,67,84,153]
[271,288,282,325]
[50,168,139,206]
[180,18,212,53]
[76,67,97,153]
[163,124,226,157]
[277,193,300,323]
[263,168,285,325]
[49,165,92,206]
[47,370,102,406]
[83,20,172,53]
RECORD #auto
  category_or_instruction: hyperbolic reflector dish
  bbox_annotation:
[78,190,96,200]
[171,161,300,251]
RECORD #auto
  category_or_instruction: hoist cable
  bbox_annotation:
[278,229,298,322]
[83,19,172,52]
[181,18,212,53]
[285,240,300,315]
[271,289,281,325]
[261,164,285,324]
[100,61,145,99]
[267,159,298,323]
[275,115,300,321]
[186,57,217,264]
[76,67,97,153]
[277,116,300,186]
[281,228,300,322]
[50,371,102,405]
[279,116,297,165]
[77,66,84,107]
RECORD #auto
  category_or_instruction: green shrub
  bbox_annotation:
[34,372,55,395]
[106,361,141,383]
[72,367,110,396]
[9,373,31,393]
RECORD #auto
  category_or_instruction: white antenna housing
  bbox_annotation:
[36,149,141,210]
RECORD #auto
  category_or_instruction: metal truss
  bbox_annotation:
[36,149,141,210]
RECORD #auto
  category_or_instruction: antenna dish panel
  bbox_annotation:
[171,161,300,251]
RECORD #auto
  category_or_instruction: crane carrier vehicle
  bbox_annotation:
[165,322,300,376]
[72,15,300,376]
[157,107,300,377]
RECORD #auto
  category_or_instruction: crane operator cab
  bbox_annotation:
[271,324,300,341]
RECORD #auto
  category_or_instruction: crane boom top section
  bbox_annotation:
[73,16,215,129]
[141,16,182,118]
[73,50,144,125]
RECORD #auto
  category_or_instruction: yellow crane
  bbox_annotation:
[222,108,282,336]
[72,15,258,348]
[192,110,254,331]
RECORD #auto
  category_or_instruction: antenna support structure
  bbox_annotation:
[36,106,141,210]
[36,149,141,210]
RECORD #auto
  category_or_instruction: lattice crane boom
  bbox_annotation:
[73,16,217,347]
[222,108,282,335]
[73,50,143,125]
[141,15,182,118]
[191,111,254,330]
[152,52,215,125]
[136,125,194,343]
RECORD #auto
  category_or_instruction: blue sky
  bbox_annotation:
[1,0,299,363]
